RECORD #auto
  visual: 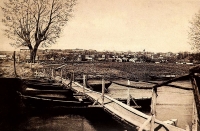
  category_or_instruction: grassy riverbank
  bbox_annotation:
[62,62,194,81]
[0,60,195,81]
[0,60,42,78]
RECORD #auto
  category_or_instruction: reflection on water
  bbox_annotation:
[1,108,135,131]
[156,86,194,128]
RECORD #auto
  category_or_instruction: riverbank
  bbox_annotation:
[0,60,43,78]
[0,60,194,81]
[61,62,194,81]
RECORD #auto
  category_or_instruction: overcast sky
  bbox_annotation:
[1,0,200,52]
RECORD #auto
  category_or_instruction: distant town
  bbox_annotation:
[0,48,199,64]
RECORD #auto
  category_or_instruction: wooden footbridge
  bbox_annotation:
[32,64,199,131]
[52,75,186,131]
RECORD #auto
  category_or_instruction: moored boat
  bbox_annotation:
[86,79,112,92]
[23,78,55,83]
[149,74,176,81]
[112,79,153,89]
[25,82,66,90]
[22,95,92,107]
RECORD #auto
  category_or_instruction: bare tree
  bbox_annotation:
[1,0,76,62]
[188,10,200,52]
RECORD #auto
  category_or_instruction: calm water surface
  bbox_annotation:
[108,80,194,129]
[1,108,135,131]
[1,79,193,131]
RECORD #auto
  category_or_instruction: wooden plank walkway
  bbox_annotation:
[55,76,186,131]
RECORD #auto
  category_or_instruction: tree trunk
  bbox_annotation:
[30,48,37,63]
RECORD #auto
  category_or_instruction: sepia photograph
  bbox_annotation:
[0,0,200,131]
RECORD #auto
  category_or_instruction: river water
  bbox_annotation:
[108,80,194,129]
[0,79,194,131]
[0,108,135,131]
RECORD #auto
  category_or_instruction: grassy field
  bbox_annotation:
[0,60,195,81]
[0,60,42,78]
[60,62,194,81]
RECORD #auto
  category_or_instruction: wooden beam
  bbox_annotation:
[153,74,189,89]
[55,64,67,71]
[130,95,139,107]
[138,116,152,131]
[88,105,103,108]
[192,92,198,131]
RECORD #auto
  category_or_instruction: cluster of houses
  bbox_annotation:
[0,49,194,64]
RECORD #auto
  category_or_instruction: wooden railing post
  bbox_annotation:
[150,87,157,131]
[102,76,105,106]
[127,80,130,106]
[83,75,86,95]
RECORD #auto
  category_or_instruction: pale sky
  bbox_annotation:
[1,0,200,52]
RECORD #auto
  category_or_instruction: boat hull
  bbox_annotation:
[23,78,55,83]
[149,75,176,81]
[22,95,91,107]
[25,83,65,90]
[86,79,112,92]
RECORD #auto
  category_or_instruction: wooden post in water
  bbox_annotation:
[51,68,54,78]
[83,75,86,95]
[60,69,63,82]
[150,87,157,131]
[102,76,105,106]
[70,72,73,89]
[72,70,75,81]
[47,68,49,78]
[43,68,46,77]
[30,62,32,69]
[13,51,17,77]
[127,80,130,106]
[65,73,67,79]
[35,70,38,77]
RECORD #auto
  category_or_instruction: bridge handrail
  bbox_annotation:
[73,81,186,131]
